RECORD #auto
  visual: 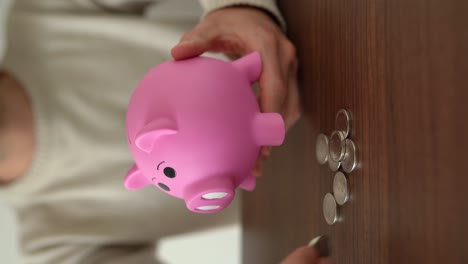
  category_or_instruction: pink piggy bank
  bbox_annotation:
[124,52,285,213]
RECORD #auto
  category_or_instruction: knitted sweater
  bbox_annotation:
[0,0,284,263]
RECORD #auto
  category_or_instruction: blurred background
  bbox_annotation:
[0,203,241,264]
[0,1,240,263]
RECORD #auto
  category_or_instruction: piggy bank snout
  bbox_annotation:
[184,178,235,214]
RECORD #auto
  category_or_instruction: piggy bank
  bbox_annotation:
[124,52,285,213]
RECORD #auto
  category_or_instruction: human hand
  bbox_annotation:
[281,246,335,264]
[171,6,300,176]
[281,236,335,264]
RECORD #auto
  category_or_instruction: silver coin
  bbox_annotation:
[333,172,349,205]
[335,109,352,138]
[315,134,329,165]
[328,155,341,171]
[329,130,346,162]
[342,139,358,173]
[323,193,338,225]
[308,236,330,257]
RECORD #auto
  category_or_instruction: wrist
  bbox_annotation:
[217,5,283,29]
[199,0,286,30]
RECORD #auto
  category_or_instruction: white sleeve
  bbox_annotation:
[198,0,286,30]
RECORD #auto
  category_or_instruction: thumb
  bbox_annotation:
[280,246,320,264]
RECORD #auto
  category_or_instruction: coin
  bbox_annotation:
[328,154,341,171]
[329,130,346,162]
[316,134,329,165]
[335,109,352,138]
[323,193,338,225]
[342,139,358,173]
[333,172,350,205]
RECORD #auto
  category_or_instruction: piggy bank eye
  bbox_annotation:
[163,167,176,178]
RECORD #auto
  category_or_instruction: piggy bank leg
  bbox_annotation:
[253,113,286,146]
[239,174,256,191]
[124,164,151,190]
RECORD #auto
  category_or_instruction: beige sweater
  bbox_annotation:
[0,0,284,263]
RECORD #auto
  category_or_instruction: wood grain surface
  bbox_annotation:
[242,0,468,263]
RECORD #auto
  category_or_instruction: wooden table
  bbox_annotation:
[242,0,468,263]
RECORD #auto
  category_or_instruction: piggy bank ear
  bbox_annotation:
[135,119,178,153]
[124,164,151,190]
[231,51,262,83]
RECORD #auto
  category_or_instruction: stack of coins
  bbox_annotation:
[316,109,358,225]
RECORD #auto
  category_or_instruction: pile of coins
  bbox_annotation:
[315,109,358,225]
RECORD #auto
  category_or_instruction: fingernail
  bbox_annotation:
[262,147,272,156]
[308,235,330,257]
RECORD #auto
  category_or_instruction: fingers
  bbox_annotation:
[252,161,262,177]
[170,7,300,177]
[171,39,209,60]
[252,145,274,177]
[252,150,267,177]
[171,24,244,60]
[262,146,272,156]
[254,41,298,176]
[257,38,299,132]
[280,246,320,264]
[283,58,301,130]
[171,21,225,60]
[258,39,287,115]
[171,29,216,60]
[281,236,334,264]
